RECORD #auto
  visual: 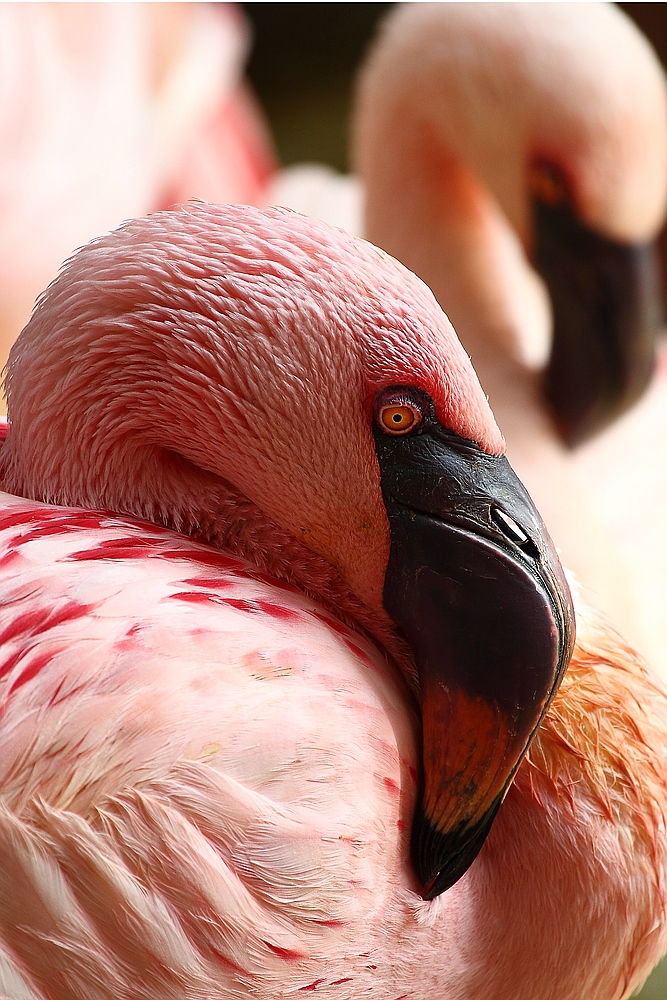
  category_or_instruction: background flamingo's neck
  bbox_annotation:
[362,119,551,387]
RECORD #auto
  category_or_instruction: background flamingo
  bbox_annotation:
[269,2,667,681]
[0,1,275,377]
[343,2,667,680]
[0,202,665,999]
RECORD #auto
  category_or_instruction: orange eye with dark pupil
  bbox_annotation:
[379,404,419,434]
[529,161,567,206]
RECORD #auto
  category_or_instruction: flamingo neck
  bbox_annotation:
[160,452,414,678]
[0,412,414,687]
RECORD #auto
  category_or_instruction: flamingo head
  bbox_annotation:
[354,2,667,444]
[1,202,574,897]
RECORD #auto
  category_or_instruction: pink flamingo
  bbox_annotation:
[0,2,274,377]
[0,202,665,999]
[347,1,667,673]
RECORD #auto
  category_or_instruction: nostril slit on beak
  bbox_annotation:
[491,507,540,559]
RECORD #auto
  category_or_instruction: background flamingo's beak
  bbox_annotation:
[534,196,663,447]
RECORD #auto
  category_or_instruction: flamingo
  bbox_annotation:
[0,1,275,379]
[336,1,667,675]
[0,202,665,999]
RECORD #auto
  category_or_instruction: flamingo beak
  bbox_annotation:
[534,196,664,447]
[375,421,575,899]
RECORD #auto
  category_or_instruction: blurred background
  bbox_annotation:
[243,3,666,170]
[243,2,392,171]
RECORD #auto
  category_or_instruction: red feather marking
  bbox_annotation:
[255,600,301,623]
[179,577,235,589]
[0,549,20,569]
[265,944,306,962]
[383,777,400,797]
[159,546,248,571]
[7,649,54,694]
[166,591,228,606]
[0,600,95,649]
[0,507,63,532]
[0,506,105,538]
[221,597,302,621]
[22,517,105,542]
[204,945,246,975]
[68,536,168,561]
[308,611,350,640]
[68,534,245,574]
[165,593,301,623]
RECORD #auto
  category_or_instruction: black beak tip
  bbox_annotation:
[412,799,504,900]
[373,405,576,901]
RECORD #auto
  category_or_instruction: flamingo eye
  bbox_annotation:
[529,160,568,206]
[375,390,424,435]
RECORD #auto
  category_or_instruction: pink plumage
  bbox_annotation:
[0,204,665,999]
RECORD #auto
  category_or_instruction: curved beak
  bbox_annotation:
[533,196,663,447]
[375,421,575,899]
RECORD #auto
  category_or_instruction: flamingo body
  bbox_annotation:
[0,203,665,998]
[0,489,420,996]
[0,492,666,998]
